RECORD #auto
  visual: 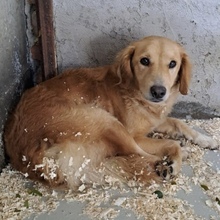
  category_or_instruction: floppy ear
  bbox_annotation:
[178,52,192,95]
[115,45,135,87]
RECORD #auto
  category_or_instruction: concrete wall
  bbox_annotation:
[0,0,32,169]
[53,0,220,118]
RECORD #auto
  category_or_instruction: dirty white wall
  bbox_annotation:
[53,0,220,117]
[0,0,32,169]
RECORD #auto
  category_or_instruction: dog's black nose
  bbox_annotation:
[150,85,166,99]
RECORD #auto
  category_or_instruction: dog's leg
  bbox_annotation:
[155,117,219,149]
[134,136,183,179]
[41,107,169,188]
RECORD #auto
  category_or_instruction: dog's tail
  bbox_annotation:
[39,154,162,190]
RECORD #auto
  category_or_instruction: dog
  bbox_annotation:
[4,36,218,190]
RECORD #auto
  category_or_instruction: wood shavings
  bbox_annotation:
[68,157,73,167]
[22,155,27,162]
[32,157,59,181]
[75,132,82,137]
[78,184,86,192]
[114,197,127,206]
[0,166,59,219]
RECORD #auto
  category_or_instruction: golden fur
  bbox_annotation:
[4,36,217,189]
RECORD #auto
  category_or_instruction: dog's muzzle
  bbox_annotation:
[150,85,167,102]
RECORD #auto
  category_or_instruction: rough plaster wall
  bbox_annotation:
[0,0,30,169]
[53,0,220,117]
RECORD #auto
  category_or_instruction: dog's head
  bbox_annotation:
[115,36,192,103]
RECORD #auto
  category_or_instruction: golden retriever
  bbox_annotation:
[4,36,218,190]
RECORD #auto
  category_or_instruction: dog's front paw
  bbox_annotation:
[194,133,219,150]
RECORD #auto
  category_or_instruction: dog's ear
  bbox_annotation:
[115,45,135,87]
[178,52,192,95]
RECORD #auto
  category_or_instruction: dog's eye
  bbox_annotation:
[169,60,176,69]
[140,57,150,66]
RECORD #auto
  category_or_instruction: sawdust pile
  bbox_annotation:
[0,118,220,220]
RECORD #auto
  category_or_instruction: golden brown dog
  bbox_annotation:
[4,36,218,190]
